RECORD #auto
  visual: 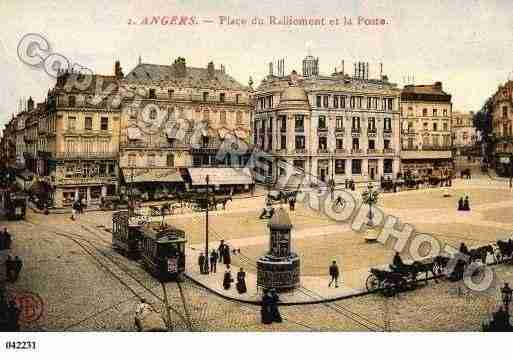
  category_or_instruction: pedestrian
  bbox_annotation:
[328,260,340,288]
[236,268,247,294]
[334,196,344,208]
[223,269,233,290]
[7,300,20,331]
[223,243,231,269]
[71,200,78,221]
[457,197,464,211]
[5,255,14,282]
[502,283,512,310]
[3,228,11,250]
[198,252,206,274]
[288,196,295,211]
[210,249,218,274]
[261,289,273,324]
[218,240,225,263]
[0,229,5,251]
[269,289,282,323]
[459,242,470,256]
[13,256,22,282]
[463,196,470,211]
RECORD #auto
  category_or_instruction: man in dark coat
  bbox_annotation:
[463,196,470,211]
[328,260,340,288]
[392,252,404,269]
[13,256,22,282]
[7,300,20,331]
[269,289,282,323]
[223,243,231,269]
[198,252,206,274]
[288,197,296,211]
[3,229,11,250]
[223,269,233,290]
[261,289,273,324]
[236,268,247,294]
[210,249,218,274]
[0,229,4,250]
[218,240,226,263]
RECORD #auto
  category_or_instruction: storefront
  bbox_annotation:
[186,167,254,193]
[121,167,185,201]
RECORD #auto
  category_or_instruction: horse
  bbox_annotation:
[468,245,494,264]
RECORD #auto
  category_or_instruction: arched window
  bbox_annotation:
[166,154,175,167]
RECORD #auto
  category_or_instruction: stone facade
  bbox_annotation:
[253,56,401,186]
[451,111,480,149]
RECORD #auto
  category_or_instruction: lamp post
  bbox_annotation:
[203,174,210,274]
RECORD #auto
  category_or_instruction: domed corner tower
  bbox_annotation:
[256,208,300,292]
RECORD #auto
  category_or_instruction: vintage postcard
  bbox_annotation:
[0,0,512,356]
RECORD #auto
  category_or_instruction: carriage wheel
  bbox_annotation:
[365,274,380,292]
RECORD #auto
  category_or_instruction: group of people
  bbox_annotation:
[259,199,275,219]
[70,196,86,221]
[0,228,12,250]
[223,267,247,294]
[261,288,282,324]
[457,196,471,211]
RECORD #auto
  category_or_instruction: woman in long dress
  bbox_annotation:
[236,268,247,294]
[223,269,233,290]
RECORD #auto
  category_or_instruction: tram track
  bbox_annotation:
[28,221,192,330]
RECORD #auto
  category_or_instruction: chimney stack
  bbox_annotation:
[114,60,124,79]
[27,97,34,111]
[207,61,215,77]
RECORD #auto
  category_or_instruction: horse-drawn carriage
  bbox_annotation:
[1,191,27,220]
[267,188,300,205]
[495,239,513,263]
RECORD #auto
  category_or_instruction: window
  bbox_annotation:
[335,159,345,174]
[318,115,326,129]
[443,109,448,116]
[352,138,359,150]
[423,108,428,116]
[128,153,136,167]
[367,97,372,109]
[84,117,93,130]
[220,110,227,125]
[336,116,344,129]
[316,96,322,107]
[350,97,356,109]
[336,138,344,149]
[220,93,225,102]
[280,135,286,150]
[147,154,156,167]
[384,159,393,174]
[334,96,339,108]
[149,89,156,99]
[503,106,508,118]
[384,139,390,149]
[279,115,286,131]
[295,136,305,149]
[368,117,376,131]
[293,160,305,171]
[166,154,174,167]
[319,137,327,150]
[68,116,76,131]
[384,118,392,131]
[408,138,414,149]
[203,92,209,102]
[340,96,346,109]
[433,123,437,131]
[236,111,243,125]
[295,115,304,130]
[323,95,329,108]
[387,98,393,111]
[433,109,437,117]
[101,117,108,131]
[368,139,375,149]
[443,122,448,131]
[352,117,360,130]
[357,96,362,109]
[351,159,362,174]
[236,94,240,104]
[68,96,76,107]
[267,96,273,108]
[203,110,210,122]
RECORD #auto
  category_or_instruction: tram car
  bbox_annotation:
[139,224,186,281]
[112,210,143,258]
[2,191,27,220]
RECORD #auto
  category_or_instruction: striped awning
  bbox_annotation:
[122,168,183,183]
[188,167,254,185]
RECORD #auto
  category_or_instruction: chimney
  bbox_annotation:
[114,60,124,79]
[27,97,34,111]
[207,61,215,77]
[173,57,187,77]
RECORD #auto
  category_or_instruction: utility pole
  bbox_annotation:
[203,174,210,274]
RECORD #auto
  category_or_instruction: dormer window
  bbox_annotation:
[220,93,225,102]
[149,89,156,99]
[203,92,209,102]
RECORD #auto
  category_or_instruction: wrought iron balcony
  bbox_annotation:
[335,148,347,154]
[367,129,377,138]
[335,127,345,133]
[384,148,395,154]
[352,148,363,154]
[295,127,305,133]
[317,148,330,154]
[294,148,307,154]
[54,152,117,159]
[317,127,328,133]
[351,128,361,137]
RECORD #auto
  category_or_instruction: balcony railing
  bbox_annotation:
[317,148,330,154]
[335,127,345,134]
[352,148,363,154]
[384,148,395,154]
[294,148,307,154]
[317,127,328,133]
[367,129,377,138]
[55,152,117,159]
[295,127,305,133]
[120,140,188,149]
[351,128,361,136]
[335,148,347,154]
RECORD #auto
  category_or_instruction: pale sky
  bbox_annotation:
[1,0,513,129]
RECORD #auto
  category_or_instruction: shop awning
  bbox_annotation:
[188,167,254,185]
[127,127,142,140]
[122,168,184,183]
[401,150,452,160]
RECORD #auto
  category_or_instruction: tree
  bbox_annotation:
[473,97,494,160]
